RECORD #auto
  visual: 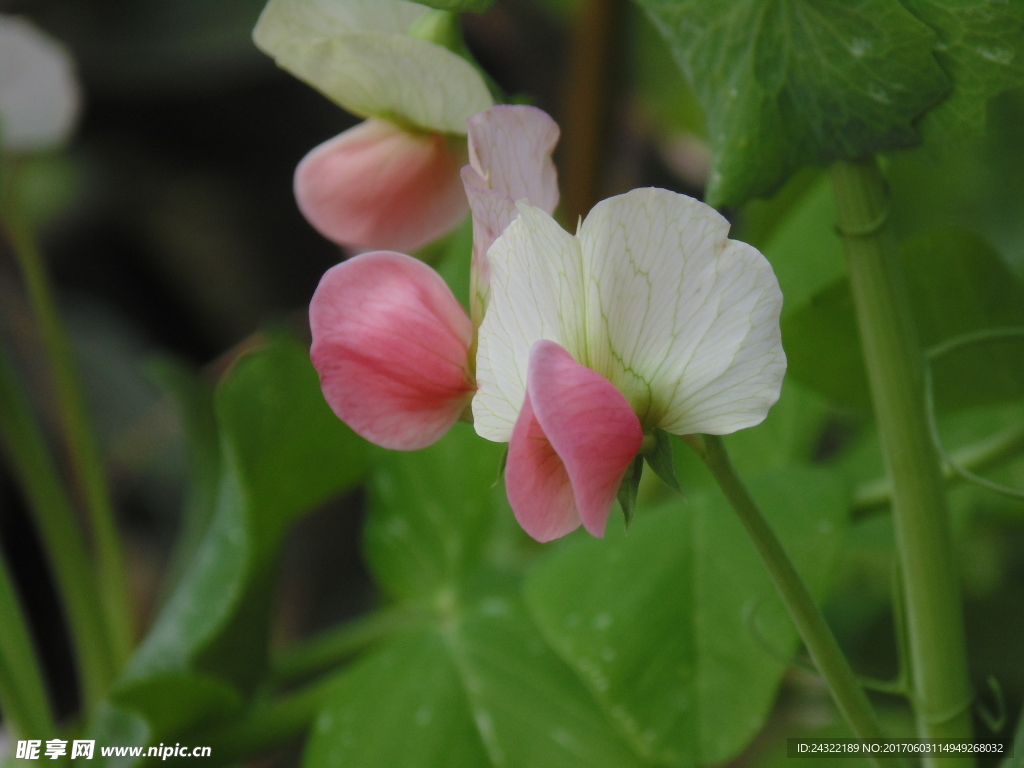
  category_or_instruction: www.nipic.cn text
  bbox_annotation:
[15,740,212,760]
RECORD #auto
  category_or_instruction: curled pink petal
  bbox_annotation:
[310,251,474,450]
[461,106,560,325]
[295,119,468,253]
[506,392,582,543]
[505,340,643,541]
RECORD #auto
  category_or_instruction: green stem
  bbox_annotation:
[271,607,420,686]
[0,548,55,738]
[692,435,897,767]
[853,422,1024,516]
[0,348,115,712]
[831,158,974,764]
[1,160,132,666]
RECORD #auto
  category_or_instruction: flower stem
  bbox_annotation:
[0,549,56,738]
[1,159,132,667]
[0,347,115,712]
[830,157,974,764]
[691,434,898,767]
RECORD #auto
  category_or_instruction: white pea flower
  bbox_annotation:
[473,188,786,541]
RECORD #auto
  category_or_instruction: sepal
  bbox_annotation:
[616,455,644,530]
[643,428,680,492]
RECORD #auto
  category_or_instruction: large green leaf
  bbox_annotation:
[525,467,849,766]
[364,423,527,602]
[304,590,647,768]
[784,229,1024,411]
[148,360,221,603]
[310,416,645,768]
[888,89,1024,273]
[114,335,367,737]
[902,0,1024,141]
[632,0,950,206]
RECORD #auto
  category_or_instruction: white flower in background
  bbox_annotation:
[473,188,786,541]
[0,15,80,152]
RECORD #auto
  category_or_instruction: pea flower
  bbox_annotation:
[253,0,494,251]
[309,105,561,449]
[0,15,80,152]
[473,188,786,541]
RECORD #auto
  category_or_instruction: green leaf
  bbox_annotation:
[633,0,950,206]
[784,229,1024,411]
[901,0,1024,142]
[78,703,149,768]
[888,89,1024,273]
[112,673,244,742]
[413,0,495,12]
[364,424,517,602]
[148,359,221,603]
[115,335,367,736]
[215,333,367,552]
[305,589,647,768]
[0,552,53,738]
[526,466,849,766]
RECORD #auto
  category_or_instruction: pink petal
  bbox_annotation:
[461,106,560,324]
[295,119,468,253]
[505,391,582,543]
[466,105,560,212]
[506,340,642,541]
[310,251,474,450]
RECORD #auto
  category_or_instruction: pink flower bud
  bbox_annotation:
[310,251,474,450]
[295,119,468,253]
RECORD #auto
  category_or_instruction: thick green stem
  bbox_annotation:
[693,435,898,768]
[1,161,132,666]
[0,549,55,738]
[0,348,115,711]
[831,158,974,763]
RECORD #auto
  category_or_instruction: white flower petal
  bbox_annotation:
[253,0,493,134]
[254,0,426,41]
[578,188,785,434]
[473,204,586,441]
[0,15,80,152]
